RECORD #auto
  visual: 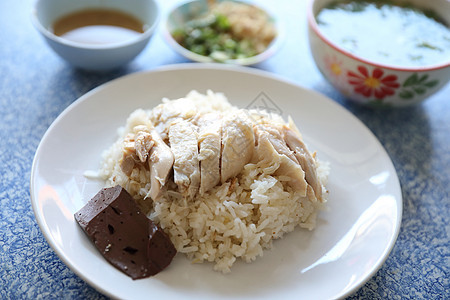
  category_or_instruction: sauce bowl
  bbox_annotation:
[308,0,450,107]
[32,0,160,71]
[163,0,283,66]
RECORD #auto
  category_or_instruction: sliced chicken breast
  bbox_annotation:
[254,125,308,195]
[146,129,174,201]
[282,120,322,202]
[119,120,174,201]
[197,113,222,195]
[221,111,255,183]
[150,98,198,140]
[169,119,200,199]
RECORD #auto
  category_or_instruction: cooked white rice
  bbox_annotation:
[98,90,329,273]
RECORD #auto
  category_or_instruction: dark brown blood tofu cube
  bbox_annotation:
[74,185,176,279]
[148,222,177,270]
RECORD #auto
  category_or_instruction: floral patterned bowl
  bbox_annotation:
[307,0,450,107]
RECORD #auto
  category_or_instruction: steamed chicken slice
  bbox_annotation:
[120,110,156,176]
[169,119,200,199]
[134,130,154,162]
[221,111,255,183]
[253,125,308,195]
[119,120,174,201]
[282,119,323,202]
[197,113,222,195]
[150,97,198,140]
[120,133,140,177]
[120,125,155,176]
[146,129,174,201]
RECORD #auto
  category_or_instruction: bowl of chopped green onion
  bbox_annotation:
[164,0,282,65]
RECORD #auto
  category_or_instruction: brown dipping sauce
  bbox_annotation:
[52,9,145,45]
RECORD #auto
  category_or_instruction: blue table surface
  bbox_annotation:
[1,0,449,299]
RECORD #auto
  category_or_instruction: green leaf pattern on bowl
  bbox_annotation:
[399,73,439,100]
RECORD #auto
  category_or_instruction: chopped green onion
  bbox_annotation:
[172,12,259,61]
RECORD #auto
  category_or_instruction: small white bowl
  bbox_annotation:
[308,0,450,107]
[163,0,283,66]
[32,0,160,71]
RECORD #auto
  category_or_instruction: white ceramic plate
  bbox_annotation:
[30,64,402,300]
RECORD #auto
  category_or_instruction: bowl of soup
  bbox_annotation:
[308,0,450,107]
[163,0,282,65]
[32,0,160,71]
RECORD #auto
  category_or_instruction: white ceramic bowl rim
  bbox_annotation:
[163,0,284,65]
[31,0,160,50]
[307,0,450,72]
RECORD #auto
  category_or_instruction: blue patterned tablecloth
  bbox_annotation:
[1,0,448,299]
